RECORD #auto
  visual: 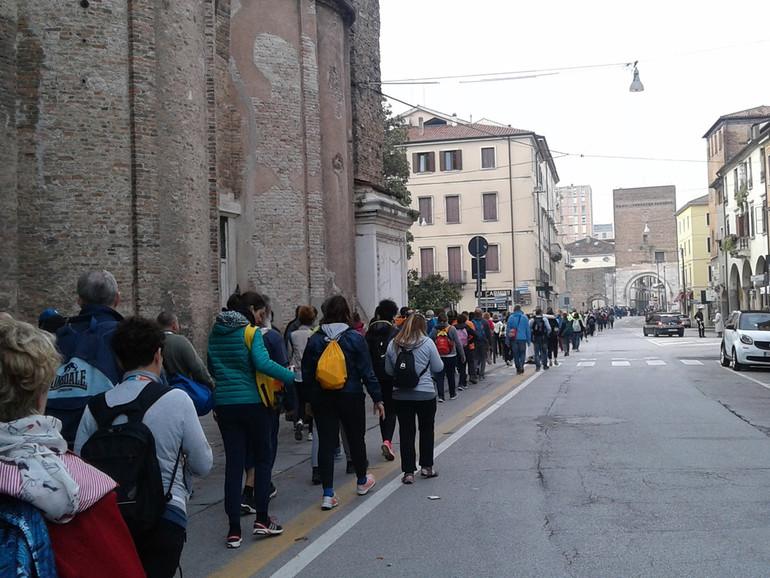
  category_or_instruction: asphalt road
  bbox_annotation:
[182,316,770,577]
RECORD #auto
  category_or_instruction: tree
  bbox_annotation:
[407,270,461,312]
[382,102,412,207]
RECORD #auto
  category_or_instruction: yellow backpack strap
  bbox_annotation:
[244,324,257,349]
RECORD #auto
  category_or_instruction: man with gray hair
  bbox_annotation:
[157,311,215,390]
[46,269,124,446]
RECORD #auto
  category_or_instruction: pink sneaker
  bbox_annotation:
[381,440,395,461]
[357,474,376,496]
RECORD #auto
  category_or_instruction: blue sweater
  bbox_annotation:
[505,311,531,345]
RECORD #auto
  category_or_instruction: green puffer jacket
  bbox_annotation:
[207,311,295,407]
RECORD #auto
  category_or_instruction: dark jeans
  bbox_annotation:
[216,403,274,525]
[560,335,571,355]
[434,355,458,399]
[312,392,368,490]
[457,353,468,387]
[547,335,559,361]
[394,397,436,472]
[378,380,397,443]
[133,517,186,578]
[533,337,548,369]
[511,340,528,370]
[474,341,488,377]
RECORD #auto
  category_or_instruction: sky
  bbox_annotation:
[379,0,770,224]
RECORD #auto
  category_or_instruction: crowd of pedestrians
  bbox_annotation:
[0,266,619,576]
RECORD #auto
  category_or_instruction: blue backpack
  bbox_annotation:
[46,316,121,447]
[167,374,213,416]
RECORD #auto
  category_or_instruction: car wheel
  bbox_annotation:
[720,344,730,367]
[731,348,744,371]
[654,329,660,337]
[643,328,648,336]
[678,331,684,337]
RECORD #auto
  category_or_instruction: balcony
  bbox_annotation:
[730,236,751,259]
[423,270,468,284]
[549,242,563,262]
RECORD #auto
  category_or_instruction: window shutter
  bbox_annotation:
[412,153,419,173]
[455,150,462,170]
[428,152,434,172]
[439,151,446,171]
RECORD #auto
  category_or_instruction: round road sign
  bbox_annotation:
[468,236,488,257]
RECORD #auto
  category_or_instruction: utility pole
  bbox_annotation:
[681,246,687,319]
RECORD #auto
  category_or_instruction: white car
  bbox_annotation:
[720,310,770,371]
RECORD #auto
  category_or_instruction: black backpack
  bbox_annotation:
[393,347,428,389]
[532,317,546,337]
[80,382,180,535]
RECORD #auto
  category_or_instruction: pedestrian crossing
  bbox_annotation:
[572,358,706,367]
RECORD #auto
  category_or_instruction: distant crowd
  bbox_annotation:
[0,268,618,576]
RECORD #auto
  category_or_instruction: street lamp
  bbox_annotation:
[681,246,687,319]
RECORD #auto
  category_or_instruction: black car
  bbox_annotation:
[643,313,685,337]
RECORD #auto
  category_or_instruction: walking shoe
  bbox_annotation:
[311,466,321,485]
[381,440,395,461]
[334,447,343,461]
[307,431,314,441]
[437,397,444,403]
[240,494,256,516]
[457,385,465,391]
[269,483,277,499]
[506,360,512,366]
[449,394,458,400]
[554,360,559,366]
[357,474,376,495]
[253,520,283,536]
[294,420,304,441]
[227,524,242,548]
[321,494,339,510]
[565,352,569,356]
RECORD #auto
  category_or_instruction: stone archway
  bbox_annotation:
[623,271,664,312]
[742,259,754,309]
[587,294,609,309]
[729,263,742,311]
[755,255,767,310]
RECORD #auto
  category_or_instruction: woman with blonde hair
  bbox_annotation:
[385,314,444,484]
[0,319,144,576]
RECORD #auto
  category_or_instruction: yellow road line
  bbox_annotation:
[210,369,523,577]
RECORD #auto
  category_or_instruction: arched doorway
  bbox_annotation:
[742,259,753,309]
[588,294,609,309]
[624,272,663,313]
[756,256,767,310]
[729,263,741,311]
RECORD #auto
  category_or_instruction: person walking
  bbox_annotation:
[570,311,584,352]
[365,299,400,461]
[529,308,551,371]
[505,305,531,374]
[453,313,475,389]
[429,312,465,400]
[385,314,444,484]
[206,294,295,548]
[713,311,723,337]
[301,295,384,512]
[558,311,574,356]
[545,307,560,367]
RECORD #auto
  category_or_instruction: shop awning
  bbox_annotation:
[674,292,683,302]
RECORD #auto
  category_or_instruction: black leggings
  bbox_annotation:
[313,392,368,489]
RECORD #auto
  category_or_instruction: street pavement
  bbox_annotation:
[181,318,740,577]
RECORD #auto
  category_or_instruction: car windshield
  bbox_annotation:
[660,316,679,323]
[738,313,770,331]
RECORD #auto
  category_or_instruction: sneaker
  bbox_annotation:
[554,360,559,366]
[294,420,304,441]
[457,385,466,391]
[269,483,277,500]
[438,397,444,403]
[381,440,395,461]
[307,431,314,441]
[333,447,343,462]
[357,474,376,496]
[240,494,256,516]
[227,524,242,548]
[253,520,283,536]
[321,494,339,510]
[449,394,458,400]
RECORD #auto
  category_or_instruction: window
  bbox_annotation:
[482,192,498,221]
[445,196,460,224]
[581,205,586,213]
[756,205,766,235]
[412,152,435,174]
[439,149,462,171]
[486,244,500,272]
[420,247,435,277]
[481,147,496,169]
[655,251,664,263]
[748,157,753,189]
[706,237,711,252]
[706,212,710,226]
[581,216,586,224]
[447,247,462,283]
[573,206,578,215]
[761,148,766,183]
[418,197,433,225]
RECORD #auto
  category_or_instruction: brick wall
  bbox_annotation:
[566,267,615,310]
[614,186,677,269]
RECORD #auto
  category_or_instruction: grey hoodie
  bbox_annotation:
[385,335,444,401]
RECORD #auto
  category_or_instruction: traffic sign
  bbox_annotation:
[468,236,488,257]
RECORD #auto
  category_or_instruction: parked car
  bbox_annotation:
[643,313,685,337]
[720,310,770,371]
[680,316,692,328]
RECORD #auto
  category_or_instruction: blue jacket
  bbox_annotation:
[207,311,295,407]
[301,323,382,403]
[505,311,531,345]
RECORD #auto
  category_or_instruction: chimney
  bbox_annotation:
[451,113,457,127]
[418,116,424,136]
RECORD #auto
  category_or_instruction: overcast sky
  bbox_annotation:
[379,1,770,224]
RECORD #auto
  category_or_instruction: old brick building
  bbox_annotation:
[1,0,411,348]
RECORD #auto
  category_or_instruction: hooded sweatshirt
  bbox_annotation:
[385,335,444,401]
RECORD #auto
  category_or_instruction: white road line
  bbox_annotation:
[612,361,631,366]
[271,373,541,577]
[577,362,595,367]
[719,364,770,390]
[680,359,704,365]
[646,360,666,366]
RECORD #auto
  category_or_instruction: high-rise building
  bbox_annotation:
[556,185,594,245]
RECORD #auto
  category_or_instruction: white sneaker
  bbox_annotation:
[307,431,314,441]
[321,494,339,510]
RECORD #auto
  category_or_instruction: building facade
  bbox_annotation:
[0,0,411,348]
[703,107,770,317]
[613,186,679,313]
[556,185,594,245]
[564,237,615,311]
[675,195,710,319]
[402,107,563,313]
